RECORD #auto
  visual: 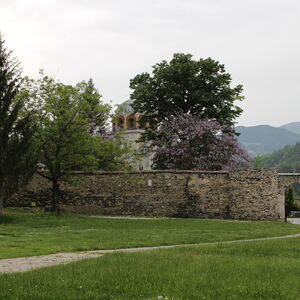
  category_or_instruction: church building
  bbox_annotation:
[113,99,153,170]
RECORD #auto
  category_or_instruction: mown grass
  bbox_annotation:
[1,238,300,299]
[0,209,300,259]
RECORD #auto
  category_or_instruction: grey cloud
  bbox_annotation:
[0,0,299,126]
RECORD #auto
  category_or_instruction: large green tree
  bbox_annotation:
[26,74,137,213]
[26,74,111,213]
[130,53,244,140]
[0,36,36,215]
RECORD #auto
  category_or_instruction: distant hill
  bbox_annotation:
[236,125,300,155]
[280,122,300,135]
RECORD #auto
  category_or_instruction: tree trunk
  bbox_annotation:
[52,180,60,214]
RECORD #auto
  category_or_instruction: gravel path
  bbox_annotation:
[287,218,300,224]
[0,253,103,274]
[89,216,168,220]
[1,233,300,274]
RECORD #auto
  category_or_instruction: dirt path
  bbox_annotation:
[1,233,300,274]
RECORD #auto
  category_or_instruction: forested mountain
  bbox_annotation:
[260,142,300,200]
[262,142,300,172]
[236,125,300,155]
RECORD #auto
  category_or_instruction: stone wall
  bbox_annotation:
[6,169,286,221]
[278,173,300,188]
[278,173,300,218]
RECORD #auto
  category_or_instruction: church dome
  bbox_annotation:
[118,99,134,114]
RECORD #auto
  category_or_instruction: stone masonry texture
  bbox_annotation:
[6,169,296,221]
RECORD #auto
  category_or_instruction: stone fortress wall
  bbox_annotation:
[7,169,300,221]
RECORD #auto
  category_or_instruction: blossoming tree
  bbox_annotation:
[151,114,251,170]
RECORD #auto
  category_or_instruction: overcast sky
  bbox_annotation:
[1,0,299,126]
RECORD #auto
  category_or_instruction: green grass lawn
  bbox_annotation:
[0,209,300,259]
[1,238,300,299]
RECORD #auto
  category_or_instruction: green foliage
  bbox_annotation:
[77,78,111,134]
[0,35,36,214]
[285,186,299,217]
[252,155,265,168]
[130,53,244,140]
[23,73,138,212]
[32,75,103,173]
[256,142,300,173]
[252,144,300,198]
[24,74,113,212]
[292,183,300,197]
[95,133,140,171]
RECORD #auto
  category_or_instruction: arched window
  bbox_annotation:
[128,118,135,129]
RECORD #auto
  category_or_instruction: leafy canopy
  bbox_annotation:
[23,74,111,212]
[130,53,244,140]
[24,73,138,212]
[24,74,108,178]
[96,132,140,171]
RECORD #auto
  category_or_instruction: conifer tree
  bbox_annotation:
[0,35,36,215]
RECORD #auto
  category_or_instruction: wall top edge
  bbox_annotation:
[278,173,300,176]
[68,170,230,175]
[36,169,288,177]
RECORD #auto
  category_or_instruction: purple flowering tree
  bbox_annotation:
[151,114,251,170]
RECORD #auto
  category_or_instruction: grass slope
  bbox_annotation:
[0,210,300,259]
[0,238,300,299]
